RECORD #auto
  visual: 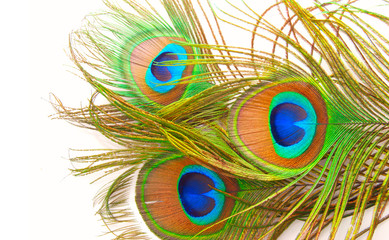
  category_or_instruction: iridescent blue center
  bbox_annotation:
[145,43,187,93]
[178,165,225,225]
[179,173,216,217]
[151,52,178,82]
[269,92,317,159]
[270,103,307,146]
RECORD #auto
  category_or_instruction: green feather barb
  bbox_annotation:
[53,0,389,239]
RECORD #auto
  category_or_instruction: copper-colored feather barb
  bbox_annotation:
[54,0,389,239]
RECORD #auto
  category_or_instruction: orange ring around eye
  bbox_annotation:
[229,81,328,170]
[136,156,239,238]
[127,37,194,105]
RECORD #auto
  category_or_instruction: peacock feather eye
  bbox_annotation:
[146,44,188,93]
[127,37,194,105]
[229,81,328,173]
[136,156,239,239]
[269,91,317,159]
[178,165,226,225]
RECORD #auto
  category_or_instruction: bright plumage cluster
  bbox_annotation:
[54,0,389,239]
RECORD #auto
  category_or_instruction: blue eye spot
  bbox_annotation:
[178,165,226,225]
[146,44,188,94]
[179,172,216,217]
[269,92,317,159]
[270,103,307,147]
[150,52,178,82]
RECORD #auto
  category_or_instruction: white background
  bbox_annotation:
[0,0,385,239]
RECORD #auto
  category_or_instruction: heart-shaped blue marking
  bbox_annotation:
[178,173,215,217]
[270,103,307,147]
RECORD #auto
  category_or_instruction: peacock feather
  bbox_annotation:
[53,0,389,239]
